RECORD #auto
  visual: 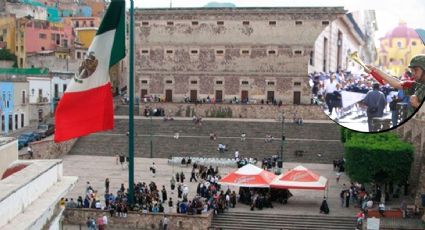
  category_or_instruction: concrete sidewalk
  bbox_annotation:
[63,155,357,217]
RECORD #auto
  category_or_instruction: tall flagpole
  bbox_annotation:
[128,0,135,205]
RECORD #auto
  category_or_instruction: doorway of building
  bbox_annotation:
[267,91,275,103]
[293,91,301,105]
[241,90,248,103]
[215,90,223,103]
[14,114,18,129]
[141,89,148,99]
[165,89,173,102]
[8,114,12,131]
[190,90,197,102]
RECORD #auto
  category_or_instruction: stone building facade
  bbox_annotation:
[134,7,346,105]
[396,106,425,214]
[309,12,373,74]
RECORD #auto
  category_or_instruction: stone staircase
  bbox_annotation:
[69,118,344,164]
[209,212,356,230]
[114,104,139,116]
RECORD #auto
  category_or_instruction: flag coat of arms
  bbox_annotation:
[54,0,125,142]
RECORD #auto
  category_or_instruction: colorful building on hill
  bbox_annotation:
[0,14,16,54]
[377,21,425,77]
[15,18,73,68]
[0,69,33,134]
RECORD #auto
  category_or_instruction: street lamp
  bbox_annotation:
[149,109,157,158]
[279,112,285,160]
[276,111,285,175]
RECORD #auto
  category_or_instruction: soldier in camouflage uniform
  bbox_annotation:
[366,54,425,117]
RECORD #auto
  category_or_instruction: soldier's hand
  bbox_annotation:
[410,95,420,109]
[365,64,375,74]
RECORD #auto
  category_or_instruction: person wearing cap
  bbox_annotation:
[359,83,387,132]
[366,54,425,117]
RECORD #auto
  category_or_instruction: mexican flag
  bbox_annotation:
[54,0,125,142]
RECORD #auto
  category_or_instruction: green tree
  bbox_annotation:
[0,49,17,67]
[344,132,413,185]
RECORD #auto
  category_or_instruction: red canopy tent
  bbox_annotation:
[219,164,276,188]
[270,165,328,190]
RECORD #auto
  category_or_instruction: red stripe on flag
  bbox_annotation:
[54,82,114,142]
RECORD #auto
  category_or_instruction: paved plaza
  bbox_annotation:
[63,155,358,217]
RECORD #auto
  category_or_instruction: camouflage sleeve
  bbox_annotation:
[414,82,425,103]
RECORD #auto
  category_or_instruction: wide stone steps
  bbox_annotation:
[210,212,356,230]
[111,118,342,141]
[69,118,343,163]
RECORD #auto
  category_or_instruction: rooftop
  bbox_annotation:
[0,68,49,75]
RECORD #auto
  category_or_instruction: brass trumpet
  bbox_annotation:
[349,51,370,71]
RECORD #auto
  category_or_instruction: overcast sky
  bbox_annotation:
[126,0,425,42]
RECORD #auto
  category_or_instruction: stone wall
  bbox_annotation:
[62,208,213,230]
[0,60,14,68]
[133,7,346,104]
[395,106,425,215]
[28,138,77,159]
[140,102,328,120]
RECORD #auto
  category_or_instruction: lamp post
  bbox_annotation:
[149,109,156,158]
[279,112,285,161]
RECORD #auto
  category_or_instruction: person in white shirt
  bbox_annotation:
[27,146,33,159]
[234,150,239,160]
[102,215,108,225]
[324,75,338,115]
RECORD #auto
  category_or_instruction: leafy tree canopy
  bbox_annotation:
[344,132,413,185]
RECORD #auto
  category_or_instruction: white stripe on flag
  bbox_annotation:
[67,29,116,93]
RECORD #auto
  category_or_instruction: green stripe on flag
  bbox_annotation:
[96,0,126,67]
[97,0,125,36]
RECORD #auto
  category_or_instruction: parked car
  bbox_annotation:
[17,132,39,149]
[36,123,55,138]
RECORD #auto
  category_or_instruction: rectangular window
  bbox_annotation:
[294,82,302,86]
[166,80,173,84]
[295,21,303,25]
[242,21,250,25]
[77,51,81,59]
[63,84,67,92]
[216,81,223,85]
[216,50,224,55]
[268,50,276,55]
[267,81,275,86]
[39,33,46,39]
[190,50,198,54]
[141,80,148,84]
[241,81,249,85]
[294,50,303,55]
[142,21,149,26]
[22,91,26,104]
[167,21,174,26]
[217,21,224,25]
[190,80,198,84]
[192,21,199,26]
[241,50,250,55]
[166,50,173,54]
[322,21,330,26]
[309,51,314,66]
[269,21,276,26]
[141,49,149,54]
[54,84,59,98]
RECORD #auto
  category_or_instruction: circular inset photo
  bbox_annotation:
[308,10,425,132]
